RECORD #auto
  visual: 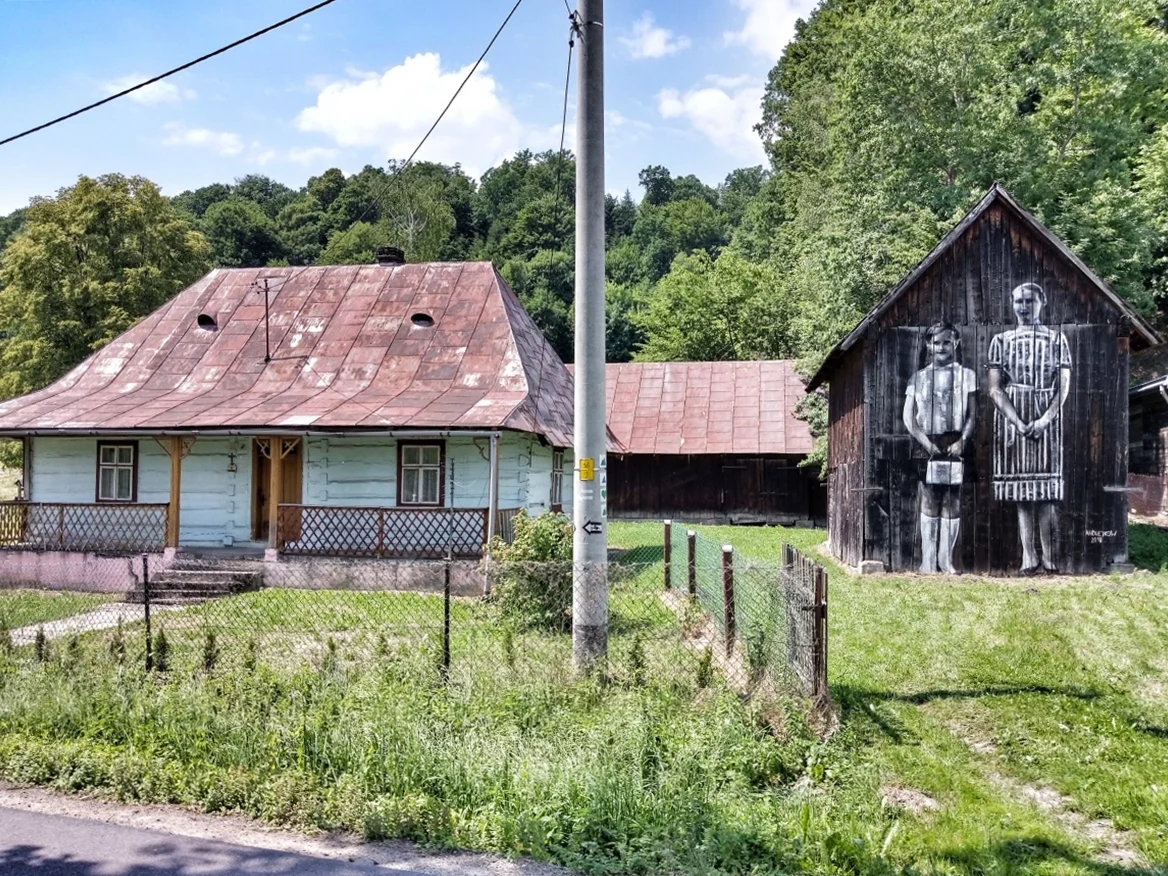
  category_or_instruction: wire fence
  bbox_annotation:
[0,524,828,705]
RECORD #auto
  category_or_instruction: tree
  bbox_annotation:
[307,168,346,211]
[632,198,727,282]
[201,198,285,267]
[0,174,211,398]
[171,182,232,219]
[635,251,796,362]
[231,174,298,219]
[275,196,329,266]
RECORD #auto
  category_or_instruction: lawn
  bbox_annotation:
[0,589,116,634]
[0,524,1165,874]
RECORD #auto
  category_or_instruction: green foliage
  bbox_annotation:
[201,630,220,674]
[1128,523,1168,571]
[695,646,713,689]
[33,626,48,663]
[201,198,286,267]
[108,618,125,664]
[151,627,170,673]
[0,174,211,399]
[485,510,573,631]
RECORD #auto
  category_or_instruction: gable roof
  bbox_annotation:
[806,184,1160,391]
[0,262,575,445]
[567,361,812,456]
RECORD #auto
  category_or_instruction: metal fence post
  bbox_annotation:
[687,530,696,599]
[442,555,452,680]
[814,565,828,699]
[722,545,735,656]
[663,519,672,590]
[143,554,152,671]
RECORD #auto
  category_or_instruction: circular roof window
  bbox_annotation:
[410,313,435,328]
[196,313,218,331]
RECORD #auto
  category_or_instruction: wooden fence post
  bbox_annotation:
[722,545,735,656]
[687,530,696,598]
[663,519,672,590]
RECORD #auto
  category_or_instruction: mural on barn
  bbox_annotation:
[812,186,1156,577]
[902,323,976,574]
[987,283,1072,574]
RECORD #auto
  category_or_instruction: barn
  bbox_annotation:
[582,361,825,525]
[807,185,1158,576]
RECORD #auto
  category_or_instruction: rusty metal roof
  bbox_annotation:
[0,263,575,445]
[568,361,813,456]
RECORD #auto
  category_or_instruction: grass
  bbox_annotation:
[0,589,115,632]
[0,524,1166,874]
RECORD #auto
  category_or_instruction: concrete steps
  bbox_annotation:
[128,566,262,605]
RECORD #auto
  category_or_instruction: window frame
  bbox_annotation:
[397,440,446,507]
[550,448,565,512]
[95,440,139,503]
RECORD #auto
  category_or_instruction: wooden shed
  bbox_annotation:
[807,185,1158,576]
[579,361,826,525]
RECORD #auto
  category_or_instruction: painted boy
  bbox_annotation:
[902,323,977,573]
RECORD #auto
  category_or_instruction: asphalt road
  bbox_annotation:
[0,807,435,875]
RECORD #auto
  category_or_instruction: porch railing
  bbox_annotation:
[0,502,168,553]
[278,504,493,559]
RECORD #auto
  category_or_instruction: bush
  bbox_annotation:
[484,510,573,631]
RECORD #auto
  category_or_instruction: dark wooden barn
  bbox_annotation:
[581,361,826,525]
[807,185,1159,576]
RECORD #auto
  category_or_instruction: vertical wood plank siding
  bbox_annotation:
[606,454,825,523]
[844,201,1133,575]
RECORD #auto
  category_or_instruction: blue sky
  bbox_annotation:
[0,0,816,213]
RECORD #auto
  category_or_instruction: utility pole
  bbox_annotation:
[572,0,607,672]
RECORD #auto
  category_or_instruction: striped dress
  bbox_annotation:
[988,325,1071,502]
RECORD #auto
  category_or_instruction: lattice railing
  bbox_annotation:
[0,502,168,553]
[278,504,489,559]
[495,507,523,544]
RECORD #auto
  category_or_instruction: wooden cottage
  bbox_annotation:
[574,361,824,525]
[807,185,1158,576]
[0,262,576,590]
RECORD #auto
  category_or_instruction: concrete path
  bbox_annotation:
[10,603,186,646]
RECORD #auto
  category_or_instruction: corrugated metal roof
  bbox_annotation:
[0,263,575,445]
[568,361,813,456]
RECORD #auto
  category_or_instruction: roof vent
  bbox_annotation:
[375,246,406,266]
[410,313,435,328]
[196,313,218,331]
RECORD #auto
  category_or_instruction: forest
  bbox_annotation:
[1,0,1166,425]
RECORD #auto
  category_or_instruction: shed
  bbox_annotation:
[1128,374,1168,518]
[574,361,824,525]
[807,185,1158,575]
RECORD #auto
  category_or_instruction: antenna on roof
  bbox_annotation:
[253,278,272,363]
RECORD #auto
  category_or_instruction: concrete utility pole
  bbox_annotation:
[572,0,608,672]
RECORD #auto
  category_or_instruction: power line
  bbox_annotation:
[0,0,340,148]
[333,0,526,246]
[551,12,580,250]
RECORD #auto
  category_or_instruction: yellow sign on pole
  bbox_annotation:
[579,458,595,481]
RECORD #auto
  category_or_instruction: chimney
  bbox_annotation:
[375,246,405,266]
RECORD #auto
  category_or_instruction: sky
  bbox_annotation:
[0,0,818,214]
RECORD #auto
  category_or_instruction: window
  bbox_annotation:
[398,442,444,506]
[550,448,564,511]
[96,442,137,502]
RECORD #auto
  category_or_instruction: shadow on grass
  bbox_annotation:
[610,545,665,565]
[832,683,1104,743]
[943,835,1160,876]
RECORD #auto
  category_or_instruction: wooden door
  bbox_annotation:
[252,439,303,541]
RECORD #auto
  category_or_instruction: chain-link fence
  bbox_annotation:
[0,524,827,705]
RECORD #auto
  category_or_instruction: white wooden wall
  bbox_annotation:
[29,432,571,548]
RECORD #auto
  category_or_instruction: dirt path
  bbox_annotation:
[0,784,571,876]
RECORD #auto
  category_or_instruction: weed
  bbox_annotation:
[61,634,82,672]
[745,624,769,681]
[500,623,515,671]
[33,626,49,663]
[695,646,713,688]
[0,621,10,655]
[626,633,646,686]
[152,627,169,673]
[242,638,257,673]
[108,619,125,664]
[679,598,705,636]
[201,630,219,673]
[321,637,338,674]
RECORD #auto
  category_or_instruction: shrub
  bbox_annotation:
[151,627,169,673]
[484,510,574,631]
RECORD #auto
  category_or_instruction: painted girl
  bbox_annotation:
[902,323,977,574]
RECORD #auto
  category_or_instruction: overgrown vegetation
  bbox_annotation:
[485,510,574,631]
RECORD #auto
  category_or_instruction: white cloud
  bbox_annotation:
[103,76,196,105]
[287,146,340,165]
[658,83,767,163]
[295,53,544,175]
[161,123,243,156]
[723,0,816,60]
[619,13,691,60]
